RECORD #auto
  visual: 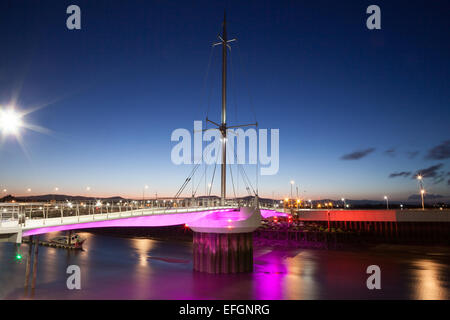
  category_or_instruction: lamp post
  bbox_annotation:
[290,180,294,199]
[143,185,149,207]
[420,189,425,211]
[341,198,346,209]
[417,175,425,210]
[53,187,59,203]
[86,186,91,213]
[308,199,312,209]
[384,195,389,209]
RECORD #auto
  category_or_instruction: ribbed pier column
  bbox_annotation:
[193,232,253,273]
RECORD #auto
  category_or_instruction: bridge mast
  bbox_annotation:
[207,13,255,206]
[220,13,227,206]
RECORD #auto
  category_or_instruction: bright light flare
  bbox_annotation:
[0,109,23,135]
[0,104,51,158]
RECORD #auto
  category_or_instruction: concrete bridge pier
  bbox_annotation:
[189,206,261,274]
[193,232,253,273]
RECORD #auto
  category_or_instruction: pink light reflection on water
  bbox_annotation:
[252,250,290,300]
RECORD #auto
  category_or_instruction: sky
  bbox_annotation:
[0,0,449,201]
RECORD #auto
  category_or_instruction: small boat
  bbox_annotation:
[50,233,85,249]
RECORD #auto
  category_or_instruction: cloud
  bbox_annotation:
[389,171,411,178]
[413,163,444,179]
[406,151,419,159]
[341,148,375,160]
[426,140,450,160]
[384,148,396,157]
[408,193,444,200]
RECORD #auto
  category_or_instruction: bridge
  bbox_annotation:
[0,199,285,274]
[0,200,282,243]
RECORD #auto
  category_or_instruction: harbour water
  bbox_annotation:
[0,232,448,300]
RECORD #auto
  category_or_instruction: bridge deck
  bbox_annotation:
[290,209,450,222]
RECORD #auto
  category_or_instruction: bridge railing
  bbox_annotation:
[0,198,281,229]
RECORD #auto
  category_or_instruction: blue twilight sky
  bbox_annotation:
[0,0,449,201]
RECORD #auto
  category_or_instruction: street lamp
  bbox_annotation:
[53,187,59,202]
[341,198,346,209]
[384,195,389,209]
[290,180,295,199]
[143,185,149,205]
[417,175,425,210]
[420,189,425,210]
[308,199,312,209]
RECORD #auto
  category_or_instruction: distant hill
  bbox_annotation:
[0,194,126,202]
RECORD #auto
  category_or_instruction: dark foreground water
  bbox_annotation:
[0,232,448,299]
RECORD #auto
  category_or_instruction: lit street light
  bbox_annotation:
[341,198,346,209]
[384,195,389,209]
[420,189,425,211]
[417,175,425,210]
[143,185,149,205]
[290,180,295,199]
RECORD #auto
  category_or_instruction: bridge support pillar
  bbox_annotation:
[193,232,253,273]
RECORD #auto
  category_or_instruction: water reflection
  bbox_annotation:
[412,259,447,300]
[0,232,448,300]
[130,238,155,267]
[283,252,319,299]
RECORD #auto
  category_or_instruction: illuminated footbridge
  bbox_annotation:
[0,200,282,243]
[0,199,285,274]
